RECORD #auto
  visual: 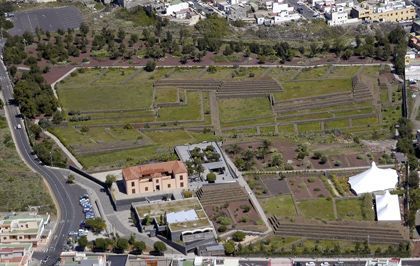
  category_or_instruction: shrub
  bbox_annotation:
[144,60,156,72]
[218,225,227,232]
[232,231,246,242]
[206,172,217,183]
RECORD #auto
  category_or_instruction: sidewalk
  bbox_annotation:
[44,130,83,169]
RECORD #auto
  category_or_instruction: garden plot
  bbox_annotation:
[288,176,331,201]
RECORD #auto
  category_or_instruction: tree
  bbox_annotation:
[105,174,116,188]
[85,217,106,234]
[52,111,64,124]
[196,163,204,177]
[232,231,246,242]
[114,238,129,253]
[206,172,216,183]
[66,174,75,184]
[80,22,89,36]
[77,236,88,250]
[93,238,110,252]
[29,123,42,140]
[309,43,318,58]
[144,60,156,72]
[132,241,146,254]
[153,241,167,255]
[224,240,235,255]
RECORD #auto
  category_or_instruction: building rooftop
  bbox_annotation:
[134,198,212,232]
[122,160,187,181]
[167,209,198,224]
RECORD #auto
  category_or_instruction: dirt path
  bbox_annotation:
[209,91,222,135]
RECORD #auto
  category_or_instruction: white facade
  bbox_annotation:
[272,2,293,13]
[405,50,420,81]
[326,6,359,25]
[165,1,189,15]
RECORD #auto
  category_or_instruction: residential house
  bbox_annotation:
[0,213,50,247]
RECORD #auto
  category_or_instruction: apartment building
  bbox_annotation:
[0,213,50,247]
[351,0,415,22]
[122,160,188,195]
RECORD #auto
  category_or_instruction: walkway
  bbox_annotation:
[44,130,83,169]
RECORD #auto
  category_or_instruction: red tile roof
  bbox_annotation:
[122,161,187,181]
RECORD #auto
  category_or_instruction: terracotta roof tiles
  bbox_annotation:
[122,161,187,181]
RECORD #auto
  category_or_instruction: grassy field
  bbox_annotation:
[58,68,154,111]
[157,91,202,121]
[336,198,375,221]
[52,65,390,170]
[261,195,296,217]
[0,117,54,213]
[155,87,178,103]
[274,79,352,101]
[78,130,220,171]
[297,198,335,220]
[219,97,273,123]
[295,66,328,79]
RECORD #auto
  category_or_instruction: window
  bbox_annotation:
[168,184,171,188]
[180,182,184,187]
[145,187,148,191]
[131,181,135,187]
[156,179,159,183]
[132,189,135,194]
[180,175,183,180]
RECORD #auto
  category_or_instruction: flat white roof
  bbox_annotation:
[166,209,198,224]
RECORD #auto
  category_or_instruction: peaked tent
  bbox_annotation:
[375,191,401,221]
[348,162,398,195]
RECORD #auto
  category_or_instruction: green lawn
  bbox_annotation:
[297,198,335,220]
[0,117,54,213]
[50,126,144,151]
[295,66,328,79]
[155,87,178,103]
[274,79,352,101]
[336,198,375,221]
[218,97,273,123]
[58,68,154,111]
[298,122,321,132]
[327,66,360,78]
[261,195,296,217]
[325,119,349,129]
[157,91,202,121]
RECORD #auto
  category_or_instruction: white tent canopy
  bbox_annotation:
[375,191,401,221]
[348,162,398,195]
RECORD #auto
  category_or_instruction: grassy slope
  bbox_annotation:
[0,117,54,213]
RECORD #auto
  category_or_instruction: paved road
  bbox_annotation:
[0,45,86,265]
[284,0,316,19]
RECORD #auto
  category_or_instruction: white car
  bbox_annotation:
[16,124,21,129]
[306,263,316,266]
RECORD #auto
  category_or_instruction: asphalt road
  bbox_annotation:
[284,0,316,19]
[0,44,85,265]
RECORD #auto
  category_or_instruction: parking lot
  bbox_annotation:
[8,6,82,36]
